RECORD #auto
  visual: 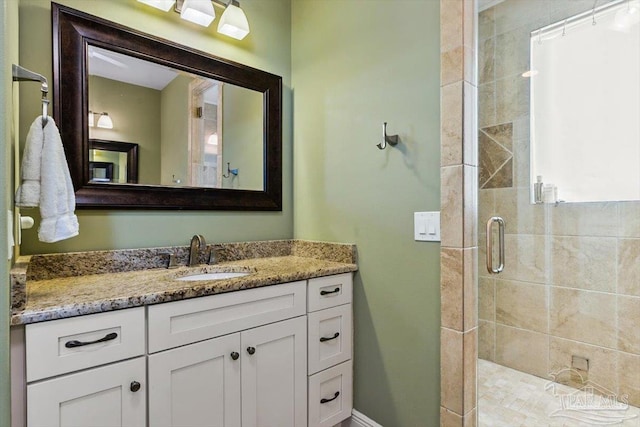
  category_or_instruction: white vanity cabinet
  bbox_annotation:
[146,280,307,427]
[22,274,353,427]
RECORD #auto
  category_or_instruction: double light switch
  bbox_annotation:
[414,211,440,242]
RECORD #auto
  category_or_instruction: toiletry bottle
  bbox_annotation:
[534,176,543,204]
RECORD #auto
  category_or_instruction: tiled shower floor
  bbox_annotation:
[478,359,640,426]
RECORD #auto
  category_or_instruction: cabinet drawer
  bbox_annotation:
[308,304,352,375]
[307,273,352,313]
[26,307,145,382]
[148,281,306,353]
[27,356,146,427]
[308,361,353,427]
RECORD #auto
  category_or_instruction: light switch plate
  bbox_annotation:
[414,211,440,242]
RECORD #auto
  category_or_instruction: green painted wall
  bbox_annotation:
[1,0,19,423]
[89,75,162,185]
[160,74,191,186]
[291,1,441,425]
[222,84,263,190]
[18,0,293,255]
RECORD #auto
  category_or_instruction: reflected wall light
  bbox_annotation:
[88,110,95,127]
[137,0,250,40]
[97,112,114,129]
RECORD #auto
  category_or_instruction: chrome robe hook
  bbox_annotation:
[377,122,399,150]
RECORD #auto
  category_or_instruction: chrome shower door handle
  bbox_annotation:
[486,216,505,274]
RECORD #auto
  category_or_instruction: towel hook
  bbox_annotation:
[12,64,49,127]
[377,122,399,150]
[222,162,239,178]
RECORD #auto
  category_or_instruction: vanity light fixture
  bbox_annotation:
[136,0,176,12]
[139,0,250,40]
[96,112,114,129]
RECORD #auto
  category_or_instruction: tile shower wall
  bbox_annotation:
[477,0,640,407]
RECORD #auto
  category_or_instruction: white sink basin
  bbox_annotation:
[176,272,250,281]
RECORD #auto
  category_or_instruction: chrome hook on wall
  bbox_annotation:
[222,162,239,178]
[376,122,399,150]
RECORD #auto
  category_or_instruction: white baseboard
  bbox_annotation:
[342,409,383,427]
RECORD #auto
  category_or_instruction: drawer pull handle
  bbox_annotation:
[130,381,141,392]
[320,287,340,296]
[247,346,256,355]
[319,332,340,342]
[320,391,340,404]
[230,351,240,360]
[64,332,118,348]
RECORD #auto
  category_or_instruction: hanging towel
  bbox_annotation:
[16,116,79,243]
[15,117,44,207]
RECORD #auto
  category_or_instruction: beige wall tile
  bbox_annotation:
[550,202,619,237]
[478,8,495,41]
[478,82,496,128]
[442,327,464,414]
[618,352,640,407]
[618,296,640,354]
[550,287,617,349]
[442,165,464,248]
[478,189,495,243]
[619,202,640,238]
[549,336,618,393]
[463,84,478,167]
[442,248,464,331]
[618,239,640,297]
[442,46,464,86]
[441,407,463,427]
[464,247,478,331]
[512,137,531,189]
[496,279,547,333]
[441,0,464,52]
[494,29,529,80]
[442,82,464,167]
[550,236,617,292]
[463,328,478,414]
[494,0,550,35]
[494,188,544,235]
[463,165,478,247]
[495,324,549,378]
[500,234,546,284]
[479,277,495,321]
[463,408,477,427]
[479,38,494,86]
[479,320,495,361]
[495,74,529,125]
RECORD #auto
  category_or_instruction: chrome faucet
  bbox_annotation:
[188,234,206,267]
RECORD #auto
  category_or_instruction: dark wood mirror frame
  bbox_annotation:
[89,139,139,184]
[52,3,282,210]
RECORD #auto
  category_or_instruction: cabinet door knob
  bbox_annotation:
[230,351,240,360]
[130,381,141,392]
[247,346,256,355]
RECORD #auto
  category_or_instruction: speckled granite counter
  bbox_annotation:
[11,240,357,326]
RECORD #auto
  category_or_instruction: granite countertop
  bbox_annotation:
[11,240,357,326]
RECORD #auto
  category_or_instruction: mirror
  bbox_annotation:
[529,0,640,203]
[89,140,139,184]
[53,4,282,210]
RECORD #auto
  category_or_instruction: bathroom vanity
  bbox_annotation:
[10,240,357,427]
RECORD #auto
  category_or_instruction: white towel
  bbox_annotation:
[16,116,79,243]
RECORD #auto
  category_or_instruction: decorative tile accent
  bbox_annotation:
[481,123,513,151]
[479,125,513,189]
[484,158,513,189]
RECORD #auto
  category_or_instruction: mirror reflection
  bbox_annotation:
[88,46,264,191]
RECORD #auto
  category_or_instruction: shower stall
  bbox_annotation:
[476,0,640,424]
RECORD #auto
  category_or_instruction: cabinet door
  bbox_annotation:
[27,357,146,427]
[148,333,241,427]
[241,316,307,427]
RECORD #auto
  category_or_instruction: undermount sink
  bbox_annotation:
[175,272,251,282]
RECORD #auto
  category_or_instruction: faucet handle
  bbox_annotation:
[207,245,225,265]
[161,251,179,269]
